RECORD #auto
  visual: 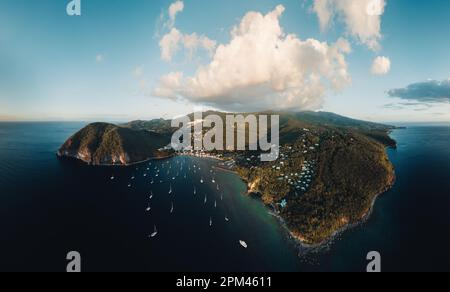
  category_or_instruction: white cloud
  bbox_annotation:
[133,66,144,78]
[160,28,183,62]
[154,5,352,112]
[159,28,217,62]
[168,1,184,29]
[371,56,391,75]
[96,54,104,63]
[313,0,386,51]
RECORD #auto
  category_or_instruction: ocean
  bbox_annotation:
[0,122,450,272]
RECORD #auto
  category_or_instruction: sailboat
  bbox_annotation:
[149,226,158,238]
[239,240,248,248]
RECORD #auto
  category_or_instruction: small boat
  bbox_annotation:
[212,179,216,184]
[128,184,132,188]
[220,194,223,201]
[214,200,217,208]
[209,217,213,227]
[149,192,153,199]
[225,217,229,222]
[204,194,207,204]
[169,184,173,195]
[217,185,220,191]
[110,176,115,180]
[200,178,204,184]
[131,176,135,180]
[193,187,197,195]
[170,202,174,214]
[149,226,158,238]
[239,241,248,248]
[146,206,151,212]
[143,173,147,177]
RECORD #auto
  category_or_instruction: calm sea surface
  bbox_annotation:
[0,122,450,272]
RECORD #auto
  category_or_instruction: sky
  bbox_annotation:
[0,0,449,123]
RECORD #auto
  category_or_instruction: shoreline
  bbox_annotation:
[57,135,398,252]
[56,152,175,167]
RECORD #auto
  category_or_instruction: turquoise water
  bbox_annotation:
[1,123,450,272]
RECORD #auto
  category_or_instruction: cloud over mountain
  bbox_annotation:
[154,5,352,112]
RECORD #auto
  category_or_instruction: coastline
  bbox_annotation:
[56,129,398,252]
[56,152,175,167]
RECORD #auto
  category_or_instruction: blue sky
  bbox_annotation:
[0,0,449,122]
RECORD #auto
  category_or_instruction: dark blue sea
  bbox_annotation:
[0,122,450,272]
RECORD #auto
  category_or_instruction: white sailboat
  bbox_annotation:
[149,226,158,238]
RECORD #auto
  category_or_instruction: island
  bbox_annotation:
[58,111,397,247]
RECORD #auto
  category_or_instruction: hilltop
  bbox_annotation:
[57,123,172,166]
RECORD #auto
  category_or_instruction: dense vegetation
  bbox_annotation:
[232,113,397,245]
[61,112,397,245]
[58,123,171,165]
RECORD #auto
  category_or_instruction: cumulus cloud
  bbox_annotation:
[159,28,217,62]
[167,0,184,29]
[154,5,352,112]
[371,56,391,75]
[313,0,386,51]
[388,79,450,102]
[159,1,216,62]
